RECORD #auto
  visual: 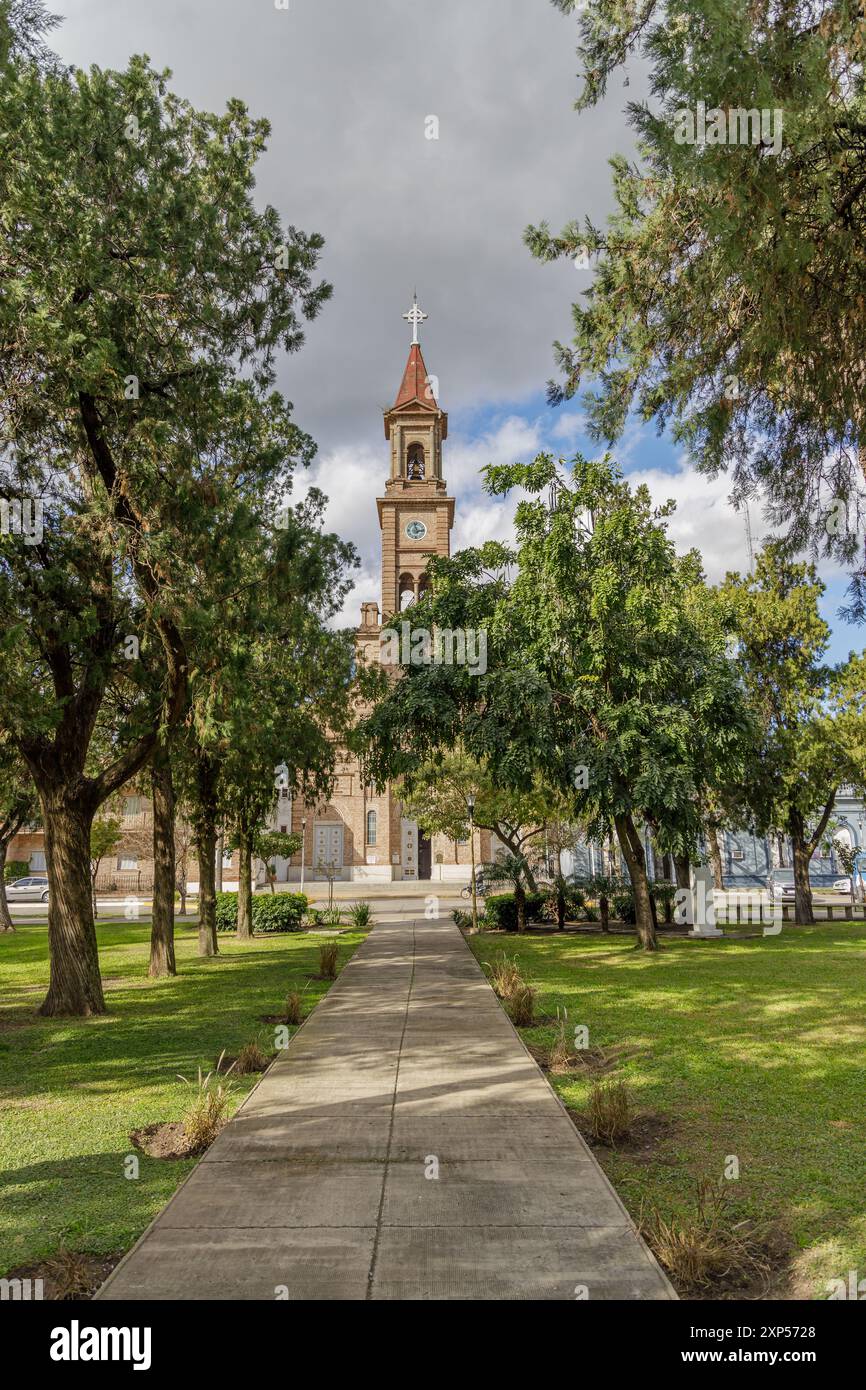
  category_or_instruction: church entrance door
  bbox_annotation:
[314,823,344,877]
[418,832,432,880]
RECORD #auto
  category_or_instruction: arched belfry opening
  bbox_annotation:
[407,442,425,479]
[399,573,416,610]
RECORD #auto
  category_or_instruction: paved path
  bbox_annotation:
[98,917,674,1300]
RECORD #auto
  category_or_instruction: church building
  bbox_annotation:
[270,301,494,884]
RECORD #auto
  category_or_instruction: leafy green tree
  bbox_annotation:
[0,0,60,70]
[0,34,330,1013]
[724,545,864,923]
[396,745,563,889]
[529,1,866,608]
[253,831,303,896]
[363,453,750,951]
[89,816,122,919]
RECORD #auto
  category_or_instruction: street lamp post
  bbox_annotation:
[467,793,478,932]
[300,817,307,896]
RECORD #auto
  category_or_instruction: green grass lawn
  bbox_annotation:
[470,923,866,1298]
[0,920,366,1276]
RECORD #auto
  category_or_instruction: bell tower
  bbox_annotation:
[378,297,454,618]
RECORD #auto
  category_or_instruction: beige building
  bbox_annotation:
[271,314,492,884]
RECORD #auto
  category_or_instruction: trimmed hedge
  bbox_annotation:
[3,861,30,884]
[484,891,545,932]
[215,891,308,934]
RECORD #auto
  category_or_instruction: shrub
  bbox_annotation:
[548,1008,573,1073]
[640,1180,771,1292]
[452,909,472,928]
[319,905,342,928]
[319,941,339,979]
[214,891,239,932]
[234,1041,270,1075]
[484,891,545,932]
[216,891,307,933]
[252,892,308,934]
[540,885,586,924]
[484,952,522,999]
[508,982,536,1026]
[285,990,304,1025]
[586,1078,632,1144]
[3,860,30,884]
[179,1056,235,1153]
[612,890,636,924]
[347,901,371,928]
[304,907,323,927]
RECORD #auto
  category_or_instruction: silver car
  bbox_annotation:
[5,875,50,903]
[768,868,851,900]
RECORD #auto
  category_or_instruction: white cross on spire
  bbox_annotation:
[402,293,427,345]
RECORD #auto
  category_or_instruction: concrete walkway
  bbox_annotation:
[98,917,674,1300]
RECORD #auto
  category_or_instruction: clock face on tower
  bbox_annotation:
[405,520,427,540]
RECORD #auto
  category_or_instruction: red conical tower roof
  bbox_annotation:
[393,342,438,409]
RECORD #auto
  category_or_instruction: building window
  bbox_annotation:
[117,855,138,871]
[123,795,142,816]
[366,810,377,846]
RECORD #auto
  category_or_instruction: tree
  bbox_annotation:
[362,453,751,951]
[253,831,303,895]
[0,0,60,70]
[0,741,38,932]
[724,545,864,923]
[0,33,331,1013]
[148,741,176,977]
[529,1,866,610]
[89,817,122,919]
[484,853,533,933]
[396,746,560,890]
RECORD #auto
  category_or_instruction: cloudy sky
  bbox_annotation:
[55,0,860,656]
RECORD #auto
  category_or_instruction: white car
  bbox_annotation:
[5,875,50,903]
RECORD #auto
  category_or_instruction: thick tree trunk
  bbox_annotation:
[515,880,526,933]
[791,831,815,926]
[149,750,176,978]
[0,840,15,932]
[674,854,691,891]
[614,812,658,951]
[39,795,105,1016]
[237,824,253,941]
[706,823,725,891]
[197,822,218,956]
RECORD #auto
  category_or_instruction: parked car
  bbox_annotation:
[5,875,50,903]
[767,869,851,901]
